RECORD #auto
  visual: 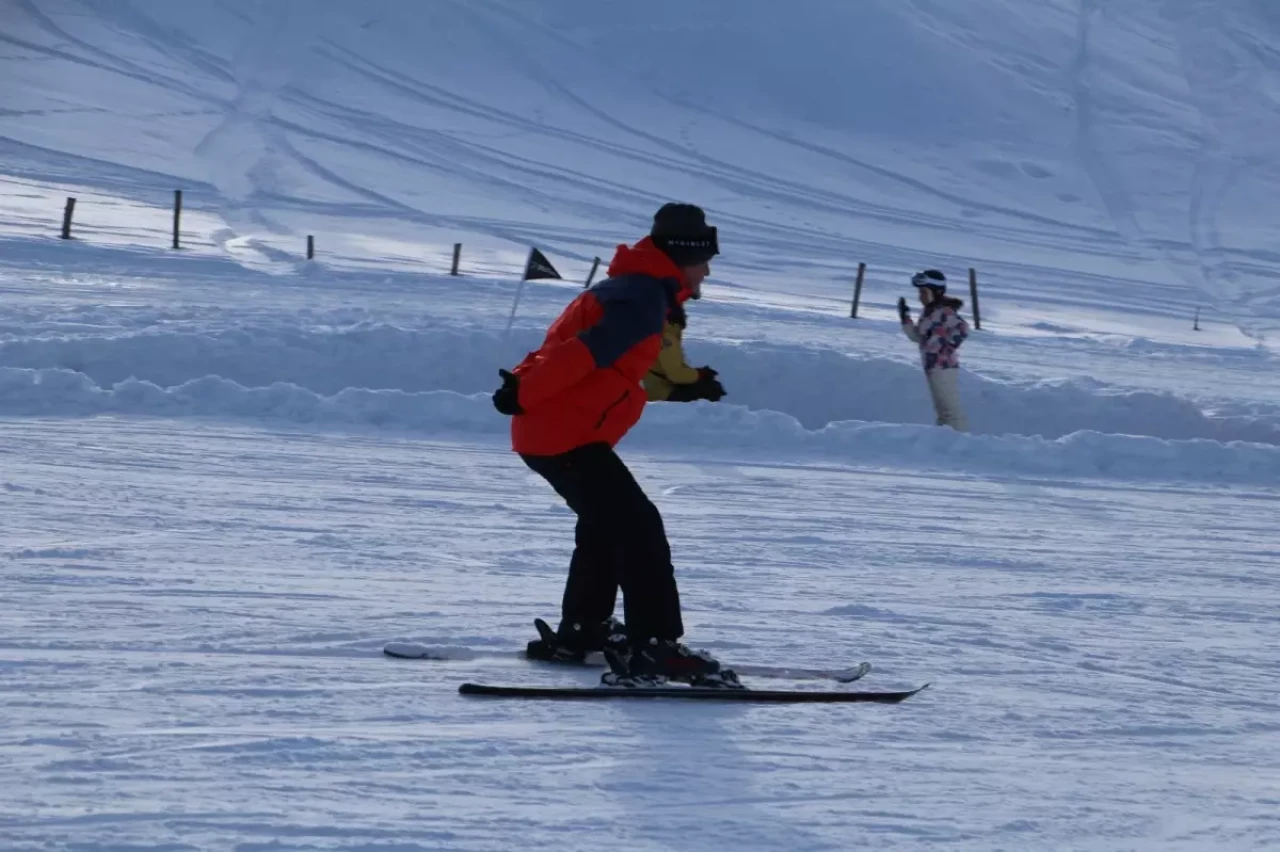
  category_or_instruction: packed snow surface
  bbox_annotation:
[2,1,1278,849]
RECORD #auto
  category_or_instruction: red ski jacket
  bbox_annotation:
[509,238,691,457]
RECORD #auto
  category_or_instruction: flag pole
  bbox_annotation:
[505,247,536,337]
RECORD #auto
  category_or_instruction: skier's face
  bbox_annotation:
[917,287,933,306]
[683,261,709,299]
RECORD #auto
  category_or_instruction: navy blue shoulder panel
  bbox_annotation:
[578,274,678,368]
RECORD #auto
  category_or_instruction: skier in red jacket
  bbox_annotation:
[492,203,732,686]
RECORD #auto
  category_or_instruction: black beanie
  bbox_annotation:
[650,202,719,267]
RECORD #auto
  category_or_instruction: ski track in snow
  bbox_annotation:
[1,418,1278,851]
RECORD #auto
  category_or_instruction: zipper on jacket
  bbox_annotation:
[595,390,630,429]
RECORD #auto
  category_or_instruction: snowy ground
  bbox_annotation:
[4,415,1279,851]
[2,255,1278,850]
[4,1,1280,850]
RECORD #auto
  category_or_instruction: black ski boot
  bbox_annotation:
[602,638,742,689]
[526,616,626,663]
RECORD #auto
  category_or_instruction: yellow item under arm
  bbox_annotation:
[652,321,701,384]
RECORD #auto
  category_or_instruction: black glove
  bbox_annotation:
[666,370,725,403]
[897,297,911,323]
[492,369,523,416]
[698,370,726,401]
[693,367,726,402]
[666,383,700,403]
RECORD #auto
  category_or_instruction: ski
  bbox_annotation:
[457,681,928,703]
[383,642,872,685]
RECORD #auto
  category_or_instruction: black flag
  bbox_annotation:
[523,247,562,281]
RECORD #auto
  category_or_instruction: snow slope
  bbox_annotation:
[4,0,1280,341]
[2,1,1280,850]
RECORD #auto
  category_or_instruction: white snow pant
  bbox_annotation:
[926,368,967,432]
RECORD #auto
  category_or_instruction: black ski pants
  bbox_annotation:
[520,442,683,642]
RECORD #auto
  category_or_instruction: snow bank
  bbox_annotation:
[0,368,493,434]
[633,402,1280,487]
[5,325,1278,446]
[3,367,1278,486]
[0,324,530,398]
[699,340,1280,445]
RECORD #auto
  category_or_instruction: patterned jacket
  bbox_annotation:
[903,298,969,372]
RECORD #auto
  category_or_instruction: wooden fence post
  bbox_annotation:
[172,190,182,249]
[968,267,981,330]
[850,262,866,318]
[584,257,601,288]
[61,197,76,240]
[307,235,315,260]
[451,242,462,275]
